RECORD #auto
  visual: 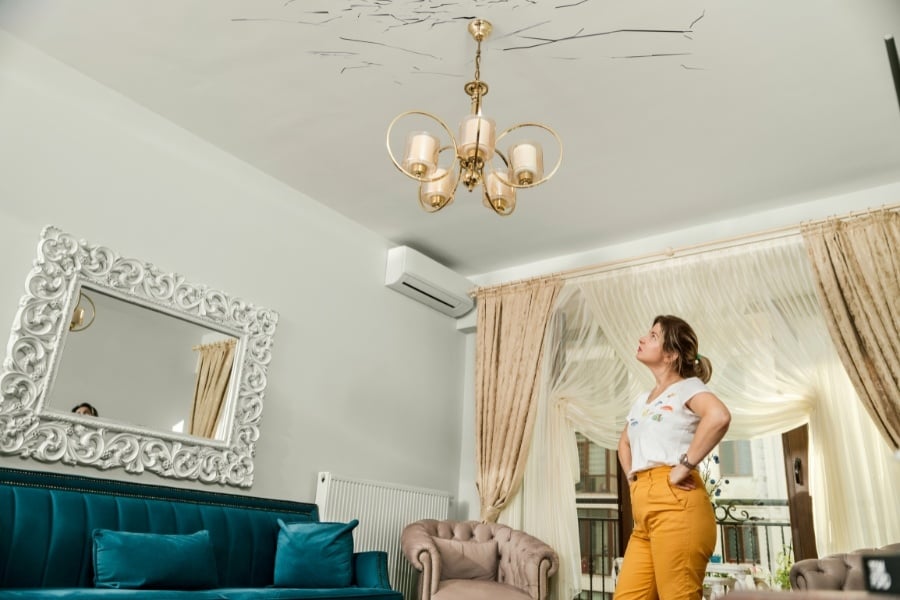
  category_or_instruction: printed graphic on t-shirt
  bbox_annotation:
[631,392,677,426]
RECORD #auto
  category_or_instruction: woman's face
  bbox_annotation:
[637,322,670,366]
[74,405,94,416]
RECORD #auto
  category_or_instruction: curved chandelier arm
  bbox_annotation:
[493,122,564,189]
[386,110,459,183]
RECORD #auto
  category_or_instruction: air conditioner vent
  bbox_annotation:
[385,246,474,318]
[400,280,456,310]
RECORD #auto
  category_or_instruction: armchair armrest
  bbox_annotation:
[791,556,850,590]
[401,521,441,600]
[501,528,559,600]
[353,551,393,589]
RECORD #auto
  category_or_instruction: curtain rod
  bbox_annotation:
[473,202,899,293]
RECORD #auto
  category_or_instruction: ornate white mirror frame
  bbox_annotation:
[0,226,278,487]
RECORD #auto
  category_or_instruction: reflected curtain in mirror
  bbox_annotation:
[190,339,237,438]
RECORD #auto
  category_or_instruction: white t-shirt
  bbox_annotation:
[625,377,709,475]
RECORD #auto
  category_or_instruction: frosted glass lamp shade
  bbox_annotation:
[458,115,495,161]
[509,141,544,185]
[418,168,457,211]
[402,132,440,178]
[483,171,516,215]
[70,306,85,330]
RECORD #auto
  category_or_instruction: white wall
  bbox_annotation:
[456,332,479,520]
[0,30,466,503]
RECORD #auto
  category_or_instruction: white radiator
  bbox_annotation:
[315,472,452,600]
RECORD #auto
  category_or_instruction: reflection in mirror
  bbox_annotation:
[50,287,239,440]
[0,226,278,487]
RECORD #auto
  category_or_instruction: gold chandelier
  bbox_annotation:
[386,19,562,216]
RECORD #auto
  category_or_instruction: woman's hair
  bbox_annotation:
[653,314,713,383]
[71,402,98,417]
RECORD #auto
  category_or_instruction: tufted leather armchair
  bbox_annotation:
[790,543,900,590]
[400,519,559,600]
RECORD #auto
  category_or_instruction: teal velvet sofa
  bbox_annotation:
[0,467,401,600]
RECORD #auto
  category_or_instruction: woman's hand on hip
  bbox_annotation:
[669,464,697,490]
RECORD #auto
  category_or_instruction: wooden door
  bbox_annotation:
[782,425,818,560]
[616,462,633,552]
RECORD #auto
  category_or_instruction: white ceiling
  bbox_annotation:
[2,0,900,275]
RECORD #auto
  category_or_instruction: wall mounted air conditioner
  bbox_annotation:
[384,246,475,318]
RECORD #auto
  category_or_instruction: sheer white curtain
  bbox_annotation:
[502,284,643,600]
[503,236,900,600]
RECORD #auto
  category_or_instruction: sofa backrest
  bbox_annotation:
[791,543,900,591]
[0,466,319,589]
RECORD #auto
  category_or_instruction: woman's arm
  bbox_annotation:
[669,391,731,489]
[617,426,632,476]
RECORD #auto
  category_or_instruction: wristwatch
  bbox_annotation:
[679,453,696,470]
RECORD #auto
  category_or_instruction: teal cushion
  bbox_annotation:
[273,518,360,588]
[92,529,219,589]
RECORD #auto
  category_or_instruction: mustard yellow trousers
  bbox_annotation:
[614,466,716,600]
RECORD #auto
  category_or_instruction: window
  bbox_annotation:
[723,524,761,563]
[576,434,621,599]
[576,433,617,494]
[718,440,753,477]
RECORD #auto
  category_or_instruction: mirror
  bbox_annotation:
[52,287,239,439]
[0,226,278,487]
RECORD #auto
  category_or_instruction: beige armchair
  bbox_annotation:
[400,519,559,600]
[790,543,900,590]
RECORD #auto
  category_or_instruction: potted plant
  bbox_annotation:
[700,454,730,500]
[772,545,794,590]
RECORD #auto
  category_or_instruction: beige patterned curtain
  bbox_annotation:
[475,277,562,523]
[190,338,237,438]
[801,209,900,450]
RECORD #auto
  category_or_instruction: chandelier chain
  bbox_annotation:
[473,38,483,114]
[474,39,482,82]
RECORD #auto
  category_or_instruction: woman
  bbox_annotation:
[71,402,99,417]
[614,315,731,600]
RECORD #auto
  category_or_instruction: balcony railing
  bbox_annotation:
[712,498,792,574]
[577,498,792,599]
[578,505,620,599]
